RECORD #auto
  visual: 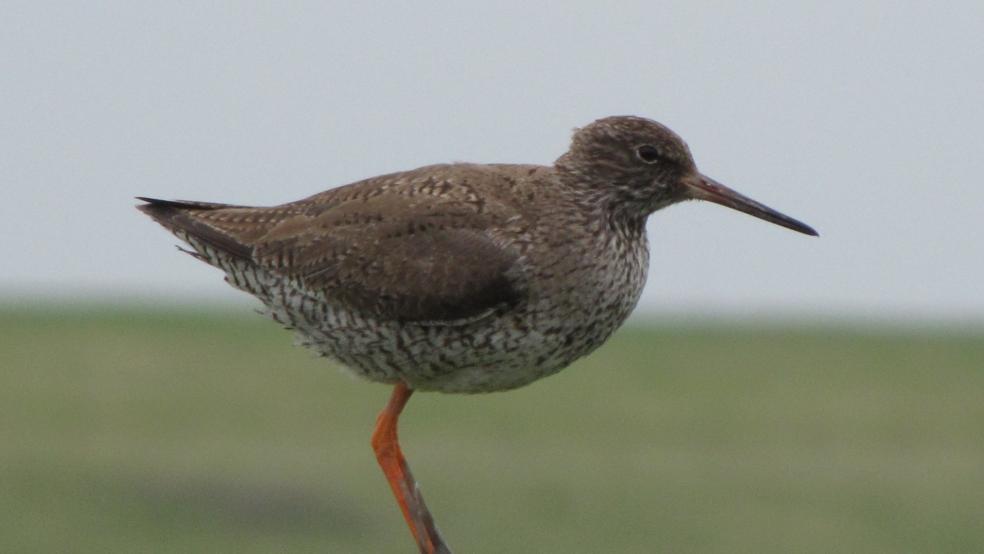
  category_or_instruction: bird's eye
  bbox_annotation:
[635,144,660,164]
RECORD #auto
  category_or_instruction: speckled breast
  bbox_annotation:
[252,221,651,394]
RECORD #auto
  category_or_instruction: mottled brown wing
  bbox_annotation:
[253,197,526,324]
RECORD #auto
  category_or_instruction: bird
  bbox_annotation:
[137,115,817,553]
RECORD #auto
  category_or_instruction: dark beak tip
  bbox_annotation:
[689,174,818,238]
[794,222,820,237]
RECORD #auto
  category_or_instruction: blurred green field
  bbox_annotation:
[2,306,982,553]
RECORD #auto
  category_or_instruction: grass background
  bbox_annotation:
[2,306,982,553]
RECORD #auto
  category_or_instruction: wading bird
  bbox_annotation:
[138,115,816,553]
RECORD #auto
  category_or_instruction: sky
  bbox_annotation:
[2,2,982,322]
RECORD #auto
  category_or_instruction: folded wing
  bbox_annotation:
[138,191,526,325]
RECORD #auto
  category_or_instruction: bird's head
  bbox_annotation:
[556,115,817,236]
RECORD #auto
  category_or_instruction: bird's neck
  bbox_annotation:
[552,179,656,241]
[554,159,678,226]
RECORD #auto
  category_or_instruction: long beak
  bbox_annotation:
[683,173,818,236]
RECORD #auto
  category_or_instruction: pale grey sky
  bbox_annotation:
[2,2,982,321]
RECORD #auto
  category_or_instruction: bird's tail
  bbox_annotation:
[136,197,254,261]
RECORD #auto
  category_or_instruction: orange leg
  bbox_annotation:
[371,382,450,554]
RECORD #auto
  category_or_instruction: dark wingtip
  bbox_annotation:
[135,197,185,229]
[135,196,252,260]
[135,197,244,218]
[136,197,206,209]
[136,197,180,214]
[136,197,160,214]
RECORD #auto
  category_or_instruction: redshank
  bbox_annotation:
[138,115,816,553]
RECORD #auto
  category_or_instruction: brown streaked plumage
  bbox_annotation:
[138,115,817,553]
